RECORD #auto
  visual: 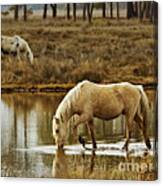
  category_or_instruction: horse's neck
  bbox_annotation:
[57,86,80,122]
[57,100,74,123]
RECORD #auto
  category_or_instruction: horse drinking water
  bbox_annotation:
[52,80,151,151]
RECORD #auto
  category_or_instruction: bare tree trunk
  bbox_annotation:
[134,2,138,17]
[116,2,119,19]
[23,5,27,21]
[140,2,147,21]
[14,5,19,20]
[110,2,113,18]
[151,1,158,24]
[73,3,76,21]
[43,4,48,19]
[67,4,70,19]
[102,3,106,18]
[83,4,86,20]
[146,2,151,18]
[87,3,91,23]
[138,2,141,20]
[127,2,139,19]
[127,2,133,19]
[51,4,57,18]
[87,3,94,24]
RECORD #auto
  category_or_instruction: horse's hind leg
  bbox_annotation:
[134,111,151,150]
[87,120,97,149]
[122,117,132,152]
[134,110,143,130]
[122,106,139,151]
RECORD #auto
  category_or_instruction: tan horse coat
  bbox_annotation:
[53,80,151,151]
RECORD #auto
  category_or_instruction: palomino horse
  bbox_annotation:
[52,80,151,151]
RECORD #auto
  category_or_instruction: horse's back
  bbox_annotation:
[78,81,141,113]
[77,80,141,99]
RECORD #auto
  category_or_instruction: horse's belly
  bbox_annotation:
[94,103,123,120]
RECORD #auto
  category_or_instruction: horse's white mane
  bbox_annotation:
[55,81,87,121]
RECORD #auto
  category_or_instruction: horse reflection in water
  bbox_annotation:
[52,148,69,178]
[53,80,151,152]
[52,148,96,178]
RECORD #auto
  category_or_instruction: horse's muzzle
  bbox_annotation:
[57,144,64,149]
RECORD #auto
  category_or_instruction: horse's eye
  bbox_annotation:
[56,129,59,134]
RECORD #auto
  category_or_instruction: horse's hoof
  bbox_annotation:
[144,150,149,157]
[93,144,97,149]
[122,145,125,150]
[146,139,151,150]
[122,144,128,152]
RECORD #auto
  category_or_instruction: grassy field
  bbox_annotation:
[1,17,157,86]
[69,155,157,180]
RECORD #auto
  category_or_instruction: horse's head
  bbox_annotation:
[52,116,66,149]
[7,35,20,53]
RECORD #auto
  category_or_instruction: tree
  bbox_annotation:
[83,4,86,20]
[146,1,151,18]
[127,2,134,19]
[151,1,158,24]
[102,3,106,18]
[86,3,94,23]
[73,3,76,21]
[43,4,48,19]
[14,5,19,20]
[116,2,119,19]
[134,2,138,17]
[51,4,57,18]
[67,4,70,19]
[110,2,113,18]
[23,5,27,21]
[139,2,147,21]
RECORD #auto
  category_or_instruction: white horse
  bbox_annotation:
[52,80,151,151]
[1,35,33,64]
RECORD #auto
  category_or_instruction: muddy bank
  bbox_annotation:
[1,83,74,93]
[1,82,157,93]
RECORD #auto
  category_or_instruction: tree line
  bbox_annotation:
[13,2,157,23]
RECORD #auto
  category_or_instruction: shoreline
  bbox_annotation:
[1,82,157,94]
[1,83,74,94]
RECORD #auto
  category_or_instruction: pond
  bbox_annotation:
[1,91,157,180]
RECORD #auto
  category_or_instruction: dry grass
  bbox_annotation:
[66,154,157,180]
[1,18,157,86]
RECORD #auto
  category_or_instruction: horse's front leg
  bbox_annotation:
[87,120,97,149]
[16,48,21,62]
[72,113,90,144]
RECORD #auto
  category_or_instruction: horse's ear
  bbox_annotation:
[14,35,20,42]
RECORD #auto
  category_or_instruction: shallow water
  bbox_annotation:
[1,92,157,179]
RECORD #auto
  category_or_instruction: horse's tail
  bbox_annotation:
[138,86,151,149]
